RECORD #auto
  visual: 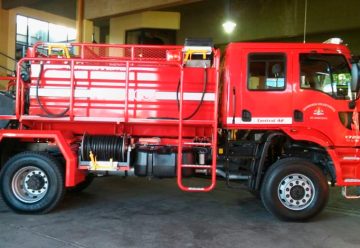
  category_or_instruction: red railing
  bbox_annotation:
[32,42,183,61]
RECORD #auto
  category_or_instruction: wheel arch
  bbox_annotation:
[0,130,84,187]
[282,127,334,148]
[253,130,336,191]
[0,138,20,169]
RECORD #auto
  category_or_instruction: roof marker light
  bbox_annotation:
[323,38,343,44]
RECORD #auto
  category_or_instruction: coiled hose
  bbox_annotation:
[81,134,127,162]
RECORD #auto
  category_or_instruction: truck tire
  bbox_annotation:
[0,152,65,213]
[260,158,329,221]
[67,173,94,193]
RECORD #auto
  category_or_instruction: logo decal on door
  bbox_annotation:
[303,103,335,120]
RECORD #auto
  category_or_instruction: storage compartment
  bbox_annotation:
[227,141,258,157]
[134,146,194,177]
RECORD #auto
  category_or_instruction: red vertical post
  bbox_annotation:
[131,47,135,61]
[177,67,185,189]
[124,61,129,122]
[211,52,221,189]
[69,60,75,120]
[15,60,22,119]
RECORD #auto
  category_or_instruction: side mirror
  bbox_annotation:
[351,63,360,92]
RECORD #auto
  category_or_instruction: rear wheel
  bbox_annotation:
[0,152,65,213]
[260,158,329,221]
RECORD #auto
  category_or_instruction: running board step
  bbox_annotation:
[183,142,212,146]
[342,186,360,199]
[181,164,211,169]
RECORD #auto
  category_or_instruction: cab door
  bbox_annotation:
[291,50,360,182]
[292,51,355,146]
[237,49,293,127]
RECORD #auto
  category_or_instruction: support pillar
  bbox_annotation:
[76,0,84,42]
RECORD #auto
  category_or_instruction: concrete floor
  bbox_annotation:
[1,177,360,248]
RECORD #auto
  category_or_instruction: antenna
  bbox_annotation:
[303,0,308,43]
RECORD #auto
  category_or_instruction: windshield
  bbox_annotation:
[300,53,353,99]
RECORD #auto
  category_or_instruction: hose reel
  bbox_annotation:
[81,134,128,162]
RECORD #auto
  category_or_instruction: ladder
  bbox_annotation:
[176,65,219,192]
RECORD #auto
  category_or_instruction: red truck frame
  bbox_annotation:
[0,39,359,221]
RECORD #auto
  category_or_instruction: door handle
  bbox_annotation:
[232,87,236,124]
[242,109,252,122]
[294,110,303,122]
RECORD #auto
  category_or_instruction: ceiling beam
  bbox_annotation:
[85,0,202,19]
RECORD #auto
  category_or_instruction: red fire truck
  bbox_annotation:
[0,39,359,221]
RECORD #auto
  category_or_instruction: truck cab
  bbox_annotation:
[219,41,360,219]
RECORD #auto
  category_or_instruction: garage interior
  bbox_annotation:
[1,0,360,247]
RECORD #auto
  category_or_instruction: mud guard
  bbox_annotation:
[0,130,85,187]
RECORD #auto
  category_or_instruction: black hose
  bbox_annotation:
[149,67,208,120]
[36,63,70,117]
[81,134,126,162]
[181,68,208,120]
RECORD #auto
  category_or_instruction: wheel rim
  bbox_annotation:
[277,173,315,211]
[11,166,49,203]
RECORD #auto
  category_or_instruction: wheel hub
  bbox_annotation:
[26,174,45,190]
[277,173,315,211]
[290,185,305,200]
[12,166,49,203]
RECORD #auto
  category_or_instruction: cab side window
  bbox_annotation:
[300,53,352,99]
[248,53,286,90]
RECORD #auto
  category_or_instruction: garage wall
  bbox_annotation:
[109,11,180,44]
[0,0,9,77]
[1,6,100,63]
[0,5,77,89]
[171,0,360,54]
[0,0,10,89]
[6,6,76,59]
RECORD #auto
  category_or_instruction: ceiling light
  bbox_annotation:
[222,21,236,34]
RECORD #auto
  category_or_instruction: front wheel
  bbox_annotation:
[0,152,65,213]
[260,158,329,221]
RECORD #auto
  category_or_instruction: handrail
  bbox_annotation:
[0,76,16,81]
[70,42,182,50]
[32,42,183,61]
